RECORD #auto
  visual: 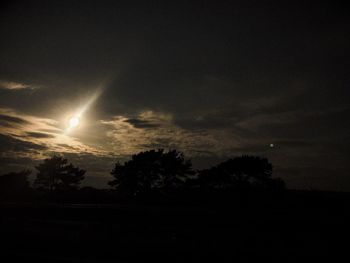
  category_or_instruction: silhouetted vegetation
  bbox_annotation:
[108,150,285,200]
[108,149,194,196]
[0,149,287,203]
[34,155,85,192]
[196,155,285,191]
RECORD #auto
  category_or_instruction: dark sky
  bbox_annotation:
[0,0,349,190]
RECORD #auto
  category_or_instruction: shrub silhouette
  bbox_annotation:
[197,155,284,190]
[34,155,85,191]
[108,149,194,195]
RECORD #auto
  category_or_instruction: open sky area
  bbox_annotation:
[0,0,349,190]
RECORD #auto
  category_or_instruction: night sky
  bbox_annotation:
[0,1,349,190]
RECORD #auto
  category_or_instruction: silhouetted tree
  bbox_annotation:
[0,170,31,196]
[108,149,194,195]
[34,155,85,191]
[160,149,194,189]
[197,155,284,190]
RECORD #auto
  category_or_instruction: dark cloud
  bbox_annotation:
[56,143,76,150]
[0,156,38,175]
[270,140,314,148]
[251,107,350,141]
[25,131,55,139]
[0,133,48,152]
[174,114,236,131]
[39,128,63,134]
[0,113,31,126]
[124,118,161,129]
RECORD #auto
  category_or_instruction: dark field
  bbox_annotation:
[1,191,350,262]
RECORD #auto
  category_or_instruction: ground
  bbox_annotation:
[1,191,349,262]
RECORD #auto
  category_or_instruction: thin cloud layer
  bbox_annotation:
[0,108,106,159]
[0,80,31,90]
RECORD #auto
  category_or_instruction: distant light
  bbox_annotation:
[68,116,80,128]
[270,143,274,148]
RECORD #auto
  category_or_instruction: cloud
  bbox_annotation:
[0,80,31,90]
[56,143,76,150]
[38,128,63,134]
[101,110,244,158]
[0,108,108,159]
[0,133,48,153]
[0,113,31,126]
[25,132,55,139]
[124,118,161,129]
[0,108,60,135]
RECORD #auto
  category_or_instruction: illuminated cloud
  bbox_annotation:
[0,108,107,161]
[100,110,243,158]
[0,80,32,90]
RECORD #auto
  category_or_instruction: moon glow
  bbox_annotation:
[68,116,80,128]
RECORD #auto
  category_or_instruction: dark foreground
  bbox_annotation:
[1,191,350,262]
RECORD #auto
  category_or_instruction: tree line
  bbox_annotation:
[0,149,285,200]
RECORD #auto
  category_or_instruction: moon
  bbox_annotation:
[68,116,80,128]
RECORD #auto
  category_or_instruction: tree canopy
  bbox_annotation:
[197,155,284,190]
[34,155,85,191]
[108,149,194,195]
